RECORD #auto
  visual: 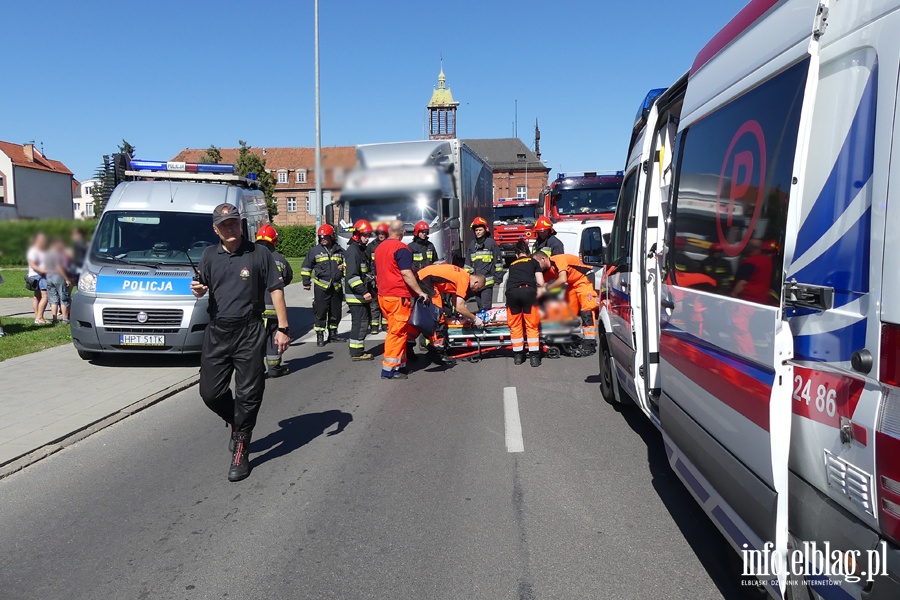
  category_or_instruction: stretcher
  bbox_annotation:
[444,299,586,361]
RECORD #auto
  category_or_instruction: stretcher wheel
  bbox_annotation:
[547,347,561,359]
[571,347,584,358]
[466,357,481,363]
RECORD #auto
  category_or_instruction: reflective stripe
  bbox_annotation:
[383,356,402,365]
[495,264,504,272]
[315,255,343,263]
[412,253,425,261]
[463,265,474,273]
[263,309,277,316]
[527,337,540,351]
[345,296,367,304]
[347,275,363,287]
[349,341,365,349]
[512,344,524,352]
[510,337,524,345]
[484,277,495,287]
[313,278,331,289]
[314,326,326,332]
[300,269,312,277]
[266,357,282,366]
[360,266,370,273]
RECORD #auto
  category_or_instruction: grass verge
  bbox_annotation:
[0,318,72,361]
[0,269,32,298]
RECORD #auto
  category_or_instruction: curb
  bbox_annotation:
[0,374,201,481]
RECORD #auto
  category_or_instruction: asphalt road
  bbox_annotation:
[0,323,750,599]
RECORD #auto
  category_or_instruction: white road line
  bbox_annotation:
[503,386,524,453]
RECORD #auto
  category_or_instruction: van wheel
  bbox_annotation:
[76,349,96,361]
[599,335,619,405]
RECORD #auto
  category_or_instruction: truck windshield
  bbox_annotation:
[341,197,439,232]
[555,187,620,216]
[90,211,219,266]
[493,205,539,225]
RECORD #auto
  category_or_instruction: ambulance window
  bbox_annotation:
[608,170,638,268]
[670,57,809,303]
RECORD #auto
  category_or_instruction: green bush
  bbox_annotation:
[275,225,316,258]
[0,219,97,267]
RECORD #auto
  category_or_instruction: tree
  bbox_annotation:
[118,139,136,158]
[90,155,117,216]
[234,140,278,218]
[200,145,222,164]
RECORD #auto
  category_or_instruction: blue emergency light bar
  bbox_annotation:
[557,171,623,180]
[130,160,236,175]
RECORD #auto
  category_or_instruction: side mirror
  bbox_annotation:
[324,203,334,226]
[602,232,611,247]
[448,218,460,230]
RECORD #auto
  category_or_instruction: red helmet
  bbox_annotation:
[375,222,389,235]
[352,219,374,235]
[317,224,335,238]
[414,221,429,235]
[256,224,278,244]
[533,216,553,233]
[471,216,489,232]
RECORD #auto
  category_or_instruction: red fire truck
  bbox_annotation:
[539,171,623,222]
[491,197,541,261]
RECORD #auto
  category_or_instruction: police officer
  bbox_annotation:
[366,222,389,334]
[255,224,293,377]
[532,216,565,256]
[408,221,437,272]
[300,224,345,347]
[464,216,503,310]
[344,219,376,361]
[191,204,289,482]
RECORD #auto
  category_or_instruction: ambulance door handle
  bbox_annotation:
[661,298,675,310]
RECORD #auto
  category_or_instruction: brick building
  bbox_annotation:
[170,146,356,226]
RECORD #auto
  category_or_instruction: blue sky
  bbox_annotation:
[2,0,745,181]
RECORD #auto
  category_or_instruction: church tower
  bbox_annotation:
[427,61,459,140]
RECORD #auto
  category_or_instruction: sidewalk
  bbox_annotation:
[0,284,318,477]
[0,297,36,318]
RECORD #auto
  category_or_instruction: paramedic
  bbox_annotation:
[464,217,503,310]
[374,220,429,380]
[534,249,598,355]
[416,263,486,366]
[255,224,294,377]
[506,241,545,367]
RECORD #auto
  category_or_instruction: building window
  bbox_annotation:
[516,185,526,199]
[278,171,288,184]
[296,170,307,184]
[86,203,95,217]
[85,186,93,196]
[333,167,345,183]
[306,197,310,213]
[287,197,297,212]
[74,202,81,213]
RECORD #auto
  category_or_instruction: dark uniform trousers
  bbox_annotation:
[473,286,494,311]
[200,317,266,433]
[370,294,384,329]
[348,303,372,356]
[314,286,343,333]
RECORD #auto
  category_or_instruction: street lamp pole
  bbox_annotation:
[314,0,323,228]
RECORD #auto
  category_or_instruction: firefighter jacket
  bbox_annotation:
[407,238,437,272]
[300,242,344,290]
[343,240,374,304]
[534,233,565,256]
[464,236,503,288]
[259,245,293,315]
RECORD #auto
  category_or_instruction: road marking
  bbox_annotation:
[504,387,524,453]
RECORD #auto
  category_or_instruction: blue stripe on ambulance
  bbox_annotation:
[96,275,193,296]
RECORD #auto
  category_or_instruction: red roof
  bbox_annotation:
[0,140,74,175]
[172,146,356,170]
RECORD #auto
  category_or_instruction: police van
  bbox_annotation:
[600,0,900,597]
[70,160,269,360]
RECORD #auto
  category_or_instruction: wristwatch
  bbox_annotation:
[277,327,290,335]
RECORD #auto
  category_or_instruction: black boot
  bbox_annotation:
[582,340,597,356]
[228,431,252,482]
[316,331,325,347]
[529,352,542,367]
[370,325,380,336]
[328,329,345,343]
[513,352,526,366]
[406,344,419,363]
[427,346,456,366]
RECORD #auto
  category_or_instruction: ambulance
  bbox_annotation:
[70,160,269,360]
[599,0,900,597]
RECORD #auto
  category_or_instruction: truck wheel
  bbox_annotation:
[599,335,619,405]
[76,349,96,361]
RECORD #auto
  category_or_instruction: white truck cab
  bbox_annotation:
[601,0,900,597]
[70,160,269,360]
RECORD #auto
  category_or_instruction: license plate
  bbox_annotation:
[119,334,165,346]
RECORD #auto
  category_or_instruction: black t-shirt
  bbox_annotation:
[506,257,540,289]
[199,239,285,318]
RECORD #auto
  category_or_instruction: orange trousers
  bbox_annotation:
[378,296,416,375]
[507,286,540,353]
[566,283,598,339]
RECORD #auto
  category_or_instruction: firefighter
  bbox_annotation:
[300,224,345,347]
[344,219,376,361]
[374,220,429,380]
[366,222,389,334]
[532,216,564,256]
[506,240,546,367]
[417,263,486,366]
[408,221,438,272]
[464,216,503,310]
[534,249,598,355]
[255,224,294,377]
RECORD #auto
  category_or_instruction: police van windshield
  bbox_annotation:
[555,187,620,215]
[493,205,539,225]
[90,211,219,266]
[340,197,439,233]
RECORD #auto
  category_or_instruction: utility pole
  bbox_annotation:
[314,0,323,228]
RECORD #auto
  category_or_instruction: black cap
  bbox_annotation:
[212,203,241,225]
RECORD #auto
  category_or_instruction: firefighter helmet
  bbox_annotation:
[375,222,389,235]
[533,216,553,233]
[352,219,374,235]
[256,224,278,244]
[414,221,429,235]
[470,216,489,232]
[317,224,335,238]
